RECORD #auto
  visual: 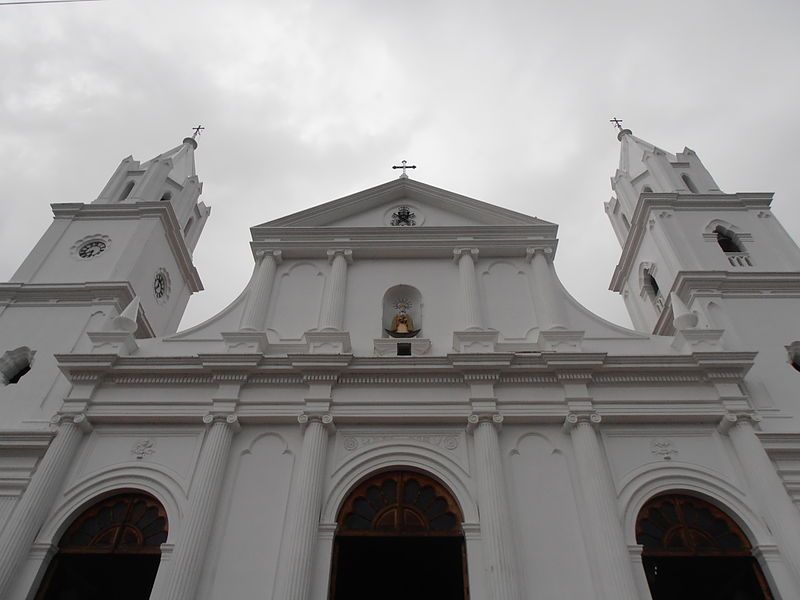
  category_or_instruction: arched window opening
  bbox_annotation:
[331,470,467,599]
[681,174,699,193]
[36,492,167,600]
[183,217,193,236]
[787,343,800,373]
[642,185,653,193]
[0,346,34,386]
[715,226,743,253]
[637,494,773,599]
[621,213,631,230]
[644,269,660,297]
[118,181,135,202]
[160,191,172,202]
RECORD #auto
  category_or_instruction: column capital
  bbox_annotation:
[563,411,601,432]
[326,248,353,264]
[202,412,241,432]
[254,249,283,263]
[298,412,335,432]
[467,412,503,433]
[717,411,762,435]
[453,247,479,263]
[50,412,92,433]
[525,246,554,262]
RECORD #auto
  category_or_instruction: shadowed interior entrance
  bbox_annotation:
[330,470,468,600]
[35,492,168,600]
[637,494,773,600]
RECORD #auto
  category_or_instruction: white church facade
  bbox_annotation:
[1,127,800,599]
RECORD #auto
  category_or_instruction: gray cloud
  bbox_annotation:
[2,0,799,330]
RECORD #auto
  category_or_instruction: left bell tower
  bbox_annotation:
[9,135,209,337]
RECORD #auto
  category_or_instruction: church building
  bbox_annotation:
[1,126,799,599]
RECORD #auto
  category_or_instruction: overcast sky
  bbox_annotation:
[1,0,799,331]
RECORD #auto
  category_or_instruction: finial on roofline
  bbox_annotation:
[392,159,416,179]
[182,125,205,149]
[610,117,632,141]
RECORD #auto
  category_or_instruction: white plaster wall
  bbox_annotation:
[0,304,111,426]
[328,199,481,228]
[503,426,597,599]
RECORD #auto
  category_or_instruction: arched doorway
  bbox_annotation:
[36,492,168,600]
[636,494,773,600]
[330,469,468,600]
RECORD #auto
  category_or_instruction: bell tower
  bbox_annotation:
[605,125,800,338]
[9,135,209,337]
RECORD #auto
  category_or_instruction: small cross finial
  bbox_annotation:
[191,125,205,139]
[392,159,417,179]
[610,117,624,131]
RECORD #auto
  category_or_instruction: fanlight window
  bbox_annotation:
[637,494,773,599]
[637,495,749,555]
[60,493,168,555]
[338,471,462,535]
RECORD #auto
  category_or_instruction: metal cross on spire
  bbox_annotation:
[610,117,624,131]
[191,125,205,139]
[392,160,416,178]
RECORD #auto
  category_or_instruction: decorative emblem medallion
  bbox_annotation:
[153,268,171,303]
[131,439,155,460]
[650,438,678,460]
[390,205,416,226]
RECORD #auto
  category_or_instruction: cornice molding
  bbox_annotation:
[51,202,203,292]
[610,192,774,291]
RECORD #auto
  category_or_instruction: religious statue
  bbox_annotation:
[386,311,420,338]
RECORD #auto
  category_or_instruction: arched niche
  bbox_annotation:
[382,284,422,338]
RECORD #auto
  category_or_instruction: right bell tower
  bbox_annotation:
[605,123,800,339]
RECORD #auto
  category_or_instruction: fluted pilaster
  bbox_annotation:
[318,250,352,330]
[454,248,482,329]
[526,247,568,330]
[239,250,281,331]
[275,414,333,600]
[0,415,90,597]
[469,413,521,600]
[566,413,639,600]
[722,414,800,587]
[159,414,238,600]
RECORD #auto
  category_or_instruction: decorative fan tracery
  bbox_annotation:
[60,493,168,555]
[338,471,462,536]
[636,494,750,556]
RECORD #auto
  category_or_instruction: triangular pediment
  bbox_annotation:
[261,178,550,228]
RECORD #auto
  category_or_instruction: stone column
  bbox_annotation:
[0,414,91,597]
[318,250,352,330]
[526,247,568,330]
[274,414,333,600]
[565,412,640,600]
[722,414,800,587]
[159,414,238,600]
[239,250,282,331]
[468,413,521,600]
[453,248,482,329]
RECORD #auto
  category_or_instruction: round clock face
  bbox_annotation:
[78,240,106,259]
[153,273,167,298]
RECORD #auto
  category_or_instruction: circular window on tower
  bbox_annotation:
[152,268,171,304]
[70,235,112,260]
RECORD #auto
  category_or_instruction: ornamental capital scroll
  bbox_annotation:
[50,412,93,433]
[452,247,479,263]
[717,412,762,435]
[562,411,601,432]
[466,412,503,433]
[525,246,554,262]
[202,412,241,432]
[298,412,335,433]
[254,249,283,264]
[327,248,353,264]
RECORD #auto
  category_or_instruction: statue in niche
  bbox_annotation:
[385,299,420,338]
